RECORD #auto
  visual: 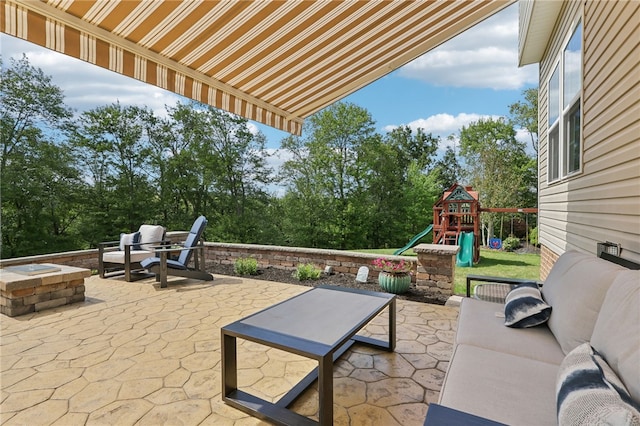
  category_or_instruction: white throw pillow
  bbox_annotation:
[557,343,640,426]
[504,282,551,328]
[119,232,140,251]
[138,225,165,251]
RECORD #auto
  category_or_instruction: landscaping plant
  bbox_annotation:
[502,236,521,252]
[292,263,322,281]
[234,257,258,275]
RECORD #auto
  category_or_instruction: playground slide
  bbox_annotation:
[393,224,433,256]
[456,232,474,267]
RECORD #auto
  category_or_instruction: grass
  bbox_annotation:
[353,247,540,296]
[452,248,540,295]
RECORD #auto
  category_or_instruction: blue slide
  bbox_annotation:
[394,224,433,255]
[456,232,474,267]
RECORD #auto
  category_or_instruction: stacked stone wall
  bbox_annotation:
[413,244,459,299]
[0,244,467,301]
[203,242,417,282]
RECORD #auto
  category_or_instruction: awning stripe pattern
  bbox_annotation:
[2,0,513,135]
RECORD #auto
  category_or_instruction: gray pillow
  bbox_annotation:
[119,231,141,251]
[557,343,640,425]
[504,282,551,328]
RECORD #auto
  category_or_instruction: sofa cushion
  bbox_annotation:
[504,282,551,328]
[138,225,165,252]
[456,298,565,365]
[557,343,640,425]
[439,344,559,425]
[119,231,140,251]
[102,250,153,264]
[591,270,640,403]
[542,251,626,354]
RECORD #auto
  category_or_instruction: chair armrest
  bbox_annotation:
[150,244,201,253]
[98,240,120,256]
[98,240,120,248]
[466,274,541,297]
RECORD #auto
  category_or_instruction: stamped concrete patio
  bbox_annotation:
[1,274,458,425]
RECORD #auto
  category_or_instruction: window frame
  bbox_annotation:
[546,20,583,184]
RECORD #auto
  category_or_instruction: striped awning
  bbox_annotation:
[1,0,513,135]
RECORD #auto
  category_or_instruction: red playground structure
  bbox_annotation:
[432,183,538,264]
[433,184,481,263]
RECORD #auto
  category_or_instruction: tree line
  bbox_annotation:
[1,55,537,258]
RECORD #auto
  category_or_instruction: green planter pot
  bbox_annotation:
[378,271,411,294]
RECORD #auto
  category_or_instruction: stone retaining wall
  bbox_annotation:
[0,250,98,270]
[0,243,462,298]
[203,242,417,282]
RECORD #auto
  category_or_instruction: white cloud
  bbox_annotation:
[384,112,537,156]
[382,112,501,154]
[398,4,538,90]
[384,112,501,145]
[246,122,260,136]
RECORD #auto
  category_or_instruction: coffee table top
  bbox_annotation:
[222,286,395,357]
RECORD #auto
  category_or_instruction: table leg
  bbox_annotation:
[318,354,333,425]
[160,251,168,288]
[222,333,237,397]
[389,298,396,351]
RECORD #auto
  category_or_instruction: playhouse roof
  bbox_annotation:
[439,183,479,204]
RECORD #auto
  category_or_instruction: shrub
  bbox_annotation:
[529,226,539,246]
[292,263,321,281]
[502,236,521,252]
[234,257,258,275]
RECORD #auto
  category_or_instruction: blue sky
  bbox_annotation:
[1,3,537,155]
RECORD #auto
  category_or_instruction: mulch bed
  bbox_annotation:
[208,263,446,305]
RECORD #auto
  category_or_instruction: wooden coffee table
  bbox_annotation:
[221,285,396,425]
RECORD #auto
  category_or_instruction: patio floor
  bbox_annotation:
[1,273,459,425]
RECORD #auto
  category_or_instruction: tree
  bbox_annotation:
[362,127,440,248]
[432,145,461,191]
[280,102,376,249]
[459,117,536,244]
[167,102,275,243]
[383,125,439,172]
[1,55,83,257]
[509,87,539,154]
[73,103,159,238]
[1,55,73,172]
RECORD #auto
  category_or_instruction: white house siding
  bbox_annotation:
[537,0,640,277]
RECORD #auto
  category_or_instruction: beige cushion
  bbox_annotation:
[591,270,640,403]
[439,344,559,425]
[542,251,626,354]
[138,225,165,251]
[456,298,565,365]
[102,250,153,264]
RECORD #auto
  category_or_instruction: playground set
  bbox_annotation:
[394,183,537,266]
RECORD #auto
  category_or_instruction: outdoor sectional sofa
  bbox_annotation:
[437,251,640,425]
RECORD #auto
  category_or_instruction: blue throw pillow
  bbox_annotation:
[504,281,551,328]
[557,343,640,425]
[119,231,141,251]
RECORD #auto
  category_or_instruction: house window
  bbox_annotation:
[547,21,582,182]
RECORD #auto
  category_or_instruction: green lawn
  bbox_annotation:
[354,247,540,295]
[452,249,540,295]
